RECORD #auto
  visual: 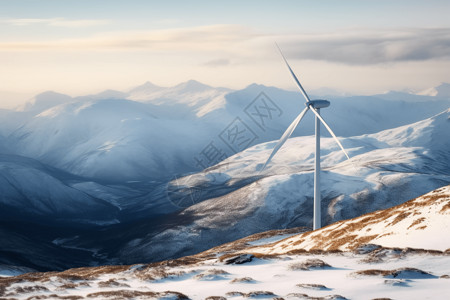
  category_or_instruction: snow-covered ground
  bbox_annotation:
[1,186,449,300]
[2,252,448,300]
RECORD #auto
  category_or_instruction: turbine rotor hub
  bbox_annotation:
[307,99,330,109]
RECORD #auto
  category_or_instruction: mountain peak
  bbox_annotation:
[17,91,72,112]
[173,80,212,92]
[417,82,450,97]
[129,81,164,94]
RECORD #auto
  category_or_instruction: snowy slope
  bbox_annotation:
[0,154,119,224]
[246,185,450,254]
[7,99,211,181]
[1,187,449,300]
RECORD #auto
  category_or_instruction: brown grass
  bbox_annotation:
[194,269,229,280]
[26,295,84,300]
[230,277,255,283]
[285,293,348,300]
[407,217,426,229]
[13,285,49,294]
[219,252,282,261]
[97,279,130,288]
[134,266,187,281]
[296,283,329,290]
[225,291,245,297]
[225,291,275,298]
[85,290,188,299]
[285,293,309,298]
[389,211,411,226]
[352,269,393,277]
[55,283,77,290]
[440,201,450,212]
[352,267,434,278]
[245,291,275,297]
[288,259,331,271]
[27,295,84,300]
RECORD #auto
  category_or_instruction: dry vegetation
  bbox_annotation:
[296,283,330,290]
[203,226,308,258]
[27,295,84,300]
[351,267,435,279]
[97,278,130,288]
[243,186,450,254]
[288,259,331,271]
[225,290,275,298]
[133,265,188,281]
[285,293,348,299]
[85,290,189,299]
[194,269,229,280]
[230,276,255,283]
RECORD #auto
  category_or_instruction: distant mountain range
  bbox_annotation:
[1,81,449,181]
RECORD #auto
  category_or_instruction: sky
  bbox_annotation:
[1,0,450,108]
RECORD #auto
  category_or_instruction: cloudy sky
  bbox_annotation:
[1,0,450,107]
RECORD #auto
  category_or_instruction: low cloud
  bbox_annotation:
[1,24,449,65]
[0,24,253,52]
[278,28,450,64]
[203,58,231,67]
[1,18,110,28]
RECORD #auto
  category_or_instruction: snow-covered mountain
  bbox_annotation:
[417,82,450,98]
[1,186,448,300]
[113,109,450,264]
[0,154,119,224]
[16,91,73,113]
[0,81,448,271]
[128,80,232,118]
[7,99,211,181]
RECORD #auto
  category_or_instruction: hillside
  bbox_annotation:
[243,185,450,254]
[1,186,449,300]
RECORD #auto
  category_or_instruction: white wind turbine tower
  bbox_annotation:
[261,44,352,230]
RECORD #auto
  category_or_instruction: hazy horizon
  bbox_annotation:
[1,0,450,108]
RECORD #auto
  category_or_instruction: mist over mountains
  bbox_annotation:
[0,81,449,270]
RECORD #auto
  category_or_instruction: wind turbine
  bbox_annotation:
[261,44,351,230]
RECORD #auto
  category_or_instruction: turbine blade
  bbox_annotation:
[275,42,311,103]
[261,106,309,171]
[310,107,351,162]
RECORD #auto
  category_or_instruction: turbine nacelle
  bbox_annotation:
[307,100,330,109]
